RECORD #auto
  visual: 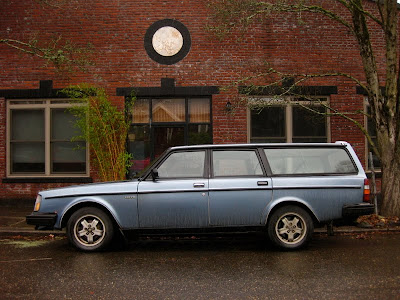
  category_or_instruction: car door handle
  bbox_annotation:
[193,183,205,188]
[257,181,269,186]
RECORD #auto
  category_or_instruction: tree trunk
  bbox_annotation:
[380,145,400,217]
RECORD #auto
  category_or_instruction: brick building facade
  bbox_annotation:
[0,0,385,202]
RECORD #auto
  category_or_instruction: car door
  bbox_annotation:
[137,150,209,228]
[208,148,272,226]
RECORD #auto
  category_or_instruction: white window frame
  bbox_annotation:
[247,97,331,143]
[6,99,90,178]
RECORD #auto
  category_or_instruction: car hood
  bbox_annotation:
[40,180,140,199]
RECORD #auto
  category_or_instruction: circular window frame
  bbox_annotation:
[144,19,191,65]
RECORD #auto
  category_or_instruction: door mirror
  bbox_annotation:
[151,168,159,181]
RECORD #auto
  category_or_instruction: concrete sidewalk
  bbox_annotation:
[0,201,398,236]
[0,201,66,236]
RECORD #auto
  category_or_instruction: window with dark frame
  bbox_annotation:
[128,97,212,175]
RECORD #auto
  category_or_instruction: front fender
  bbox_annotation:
[58,197,117,228]
[56,194,138,229]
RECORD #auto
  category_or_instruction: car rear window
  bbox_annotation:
[264,147,357,175]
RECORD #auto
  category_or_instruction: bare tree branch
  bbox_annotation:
[207,0,400,215]
[34,0,68,8]
[0,36,94,73]
[346,0,384,27]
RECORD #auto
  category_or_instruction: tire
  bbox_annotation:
[67,207,114,252]
[267,205,314,250]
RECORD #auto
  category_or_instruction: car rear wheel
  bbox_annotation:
[267,205,314,250]
[67,207,114,252]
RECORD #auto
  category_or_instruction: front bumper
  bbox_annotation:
[26,212,58,228]
[342,203,375,218]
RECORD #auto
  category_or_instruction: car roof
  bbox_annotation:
[168,142,349,151]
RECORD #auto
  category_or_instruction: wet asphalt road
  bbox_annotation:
[0,232,399,300]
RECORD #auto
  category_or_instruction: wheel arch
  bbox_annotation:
[265,200,320,227]
[61,201,121,229]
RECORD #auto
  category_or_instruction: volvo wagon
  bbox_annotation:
[26,142,374,251]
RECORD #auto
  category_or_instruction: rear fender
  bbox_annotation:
[263,197,320,225]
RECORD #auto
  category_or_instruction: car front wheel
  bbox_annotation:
[267,205,314,250]
[67,207,114,252]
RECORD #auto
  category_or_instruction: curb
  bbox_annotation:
[0,226,399,237]
[315,226,400,234]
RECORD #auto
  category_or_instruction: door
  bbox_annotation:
[137,150,209,228]
[208,149,272,226]
[153,126,185,158]
[128,125,185,176]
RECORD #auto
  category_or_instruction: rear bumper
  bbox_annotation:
[342,203,375,218]
[26,212,58,228]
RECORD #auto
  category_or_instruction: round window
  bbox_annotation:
[144,19,191,65]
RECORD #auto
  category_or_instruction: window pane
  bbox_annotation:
[51,142,86,173]
[369,137,381,168]
[11,142,45,173]
[51,109,86,173]
[51,109,81,140]
[154,126,185,157]
[213,150,263,177]
[153,99,185,122]
[158,151,205,178]
[128,125,151,174]
[293,106,326,142]
[10,100,44,105]
[292,137,327,143]
[250,107,285,143]
[189,98,210,123]
[366,106,381,168]
[264,148,357,175]
[366,106,377,136]
[189,124,212,145]
[132,99,150,123]
[367,118,377,136]
[11,110,44,141]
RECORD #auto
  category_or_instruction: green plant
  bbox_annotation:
[62,84,133,181]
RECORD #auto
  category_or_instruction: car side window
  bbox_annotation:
[157,151,205,178]
[212,150,263,177]
[264,148,357,175]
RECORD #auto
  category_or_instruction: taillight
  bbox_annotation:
[363,179,371,202]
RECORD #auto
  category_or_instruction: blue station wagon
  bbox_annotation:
[27,142,374,251]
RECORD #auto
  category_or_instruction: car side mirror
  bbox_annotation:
[151,168,159,181]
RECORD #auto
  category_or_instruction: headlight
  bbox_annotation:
[34,195,42,212]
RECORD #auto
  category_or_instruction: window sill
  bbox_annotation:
[366,171,382,179]
[3,177,93,184]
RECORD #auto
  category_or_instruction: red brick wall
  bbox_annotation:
[0,0,388,199]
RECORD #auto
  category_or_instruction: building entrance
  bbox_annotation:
[127,97,212,177]
[154,126,185,158]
